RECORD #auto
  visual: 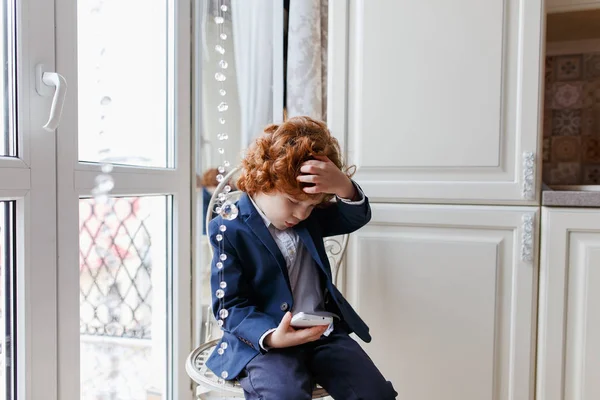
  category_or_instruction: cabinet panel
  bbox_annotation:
[342,0,543,203]
[537,208,600,400]
[344,204,538,400]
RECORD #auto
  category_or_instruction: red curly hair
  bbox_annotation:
[237,116,354,202]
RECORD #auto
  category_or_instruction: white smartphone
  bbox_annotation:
[290,312,333,328]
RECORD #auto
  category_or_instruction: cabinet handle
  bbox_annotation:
[520,213,535,263]
[521,152,535,200]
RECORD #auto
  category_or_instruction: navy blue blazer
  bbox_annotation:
[205,189,372,380]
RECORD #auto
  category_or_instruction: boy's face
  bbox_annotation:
[253,191,324,230]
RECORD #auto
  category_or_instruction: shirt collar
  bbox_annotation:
[249,195,271,227]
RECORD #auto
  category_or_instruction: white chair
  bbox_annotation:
[186,167,349,399]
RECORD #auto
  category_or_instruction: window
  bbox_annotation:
[79,196,169,399]
[56,0,192,398]
[77,0,172,168]
[0,0,193,399]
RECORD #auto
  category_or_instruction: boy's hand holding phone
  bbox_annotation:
[264,312,329,349]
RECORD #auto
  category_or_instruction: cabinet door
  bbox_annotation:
[537,208,600,400]
[344,204,538,400]
[333,1,543,204]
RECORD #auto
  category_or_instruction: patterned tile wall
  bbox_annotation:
[543,53,600,185]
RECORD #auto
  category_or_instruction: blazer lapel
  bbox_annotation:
[238,194,291,291]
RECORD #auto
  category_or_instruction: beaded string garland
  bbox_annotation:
[89,0,117,265]
[212,0,239,383]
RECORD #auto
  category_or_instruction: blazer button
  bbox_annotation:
[280,302,289,311]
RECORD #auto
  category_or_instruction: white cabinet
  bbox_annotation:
[537,208,600,400]
[344,203,538,400]
[335,0,544,204]
[546,0,600,12]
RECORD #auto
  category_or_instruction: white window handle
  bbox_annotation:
[35,64,67,132]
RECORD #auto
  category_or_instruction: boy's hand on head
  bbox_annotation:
[264,312,329,349]
[297,155,356,200]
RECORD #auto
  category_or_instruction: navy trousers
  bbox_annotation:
[237,326,397,400]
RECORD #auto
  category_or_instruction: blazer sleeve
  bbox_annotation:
[311,181,372,237]
[208,218,278,351]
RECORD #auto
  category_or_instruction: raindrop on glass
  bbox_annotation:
[214,16,224,24]
[220,253,227,261]
[217,319,224,327]
[220,33,228,40]
[220,342,228,349]
[224,160,231,167]
[215,289,225,299]
[218,166,225,173]
[220,225,227,232]
[219,89,227,96]
[219,60,228,69]
[215,44,225,54]
[221,371,229,379]
[218,148,225,154]
[219,308,228,318]
[220,5,228,11]
[215,72,226,82]
[220,281,227,289]
[219,118,226,124]
[216,262,224,269]
[216,234,223,242]
[217,102,229,112]
[217,174,224,182]
[220,201,239,221]
[224,185,231,193]
[100,96,112,106]
[217,348,224,355]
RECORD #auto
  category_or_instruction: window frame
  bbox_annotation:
[54,0,193,398]
[0,0,61,399]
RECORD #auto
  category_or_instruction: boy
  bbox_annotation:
[206,116,397,399]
